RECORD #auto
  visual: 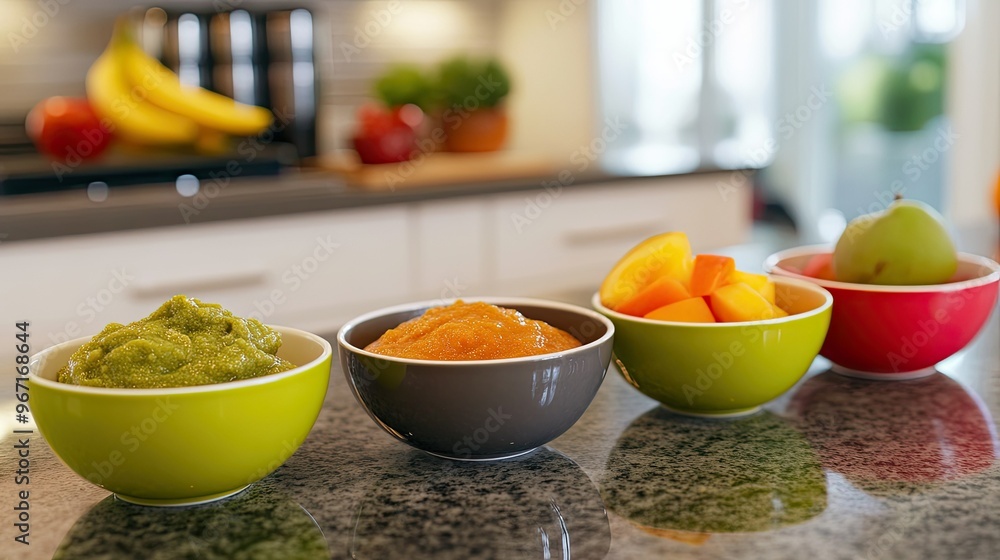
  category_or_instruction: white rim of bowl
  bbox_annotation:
[764,245,1000,293]
[337,296,616,366]
[28,325,333,396]
[591,276,834,327]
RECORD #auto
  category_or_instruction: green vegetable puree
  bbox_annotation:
[57,295,296,388]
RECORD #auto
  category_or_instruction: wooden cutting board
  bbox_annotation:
[308,151,560,191]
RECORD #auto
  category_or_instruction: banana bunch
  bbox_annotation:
[86,19,272,149]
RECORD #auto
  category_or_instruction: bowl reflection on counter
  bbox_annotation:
[52,481,328,559]
[350,447,611,559]
[787,370,999,489]
[600,408,827,535]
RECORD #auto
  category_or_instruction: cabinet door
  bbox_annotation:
[490,174,750,292]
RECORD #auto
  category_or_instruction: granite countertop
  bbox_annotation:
[3,292,999,560]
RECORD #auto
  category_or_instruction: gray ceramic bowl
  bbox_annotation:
[338,297,615,461]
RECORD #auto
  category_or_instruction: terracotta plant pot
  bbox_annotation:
[444,107,508,152]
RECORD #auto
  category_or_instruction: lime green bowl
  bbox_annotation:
[593,277,832,417]
[29,327,332,507]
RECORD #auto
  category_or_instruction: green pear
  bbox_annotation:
[833,196,958,285]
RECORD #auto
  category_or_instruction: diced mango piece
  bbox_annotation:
[709,282,777,322]
[616,278,692,317]
[771,302,789,318]
[600,232,693,309]
[726,270,776,304]
[803,253,835,280]
[689,254,736,297]
[644,297,716,323]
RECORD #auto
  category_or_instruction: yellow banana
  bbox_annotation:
[86,48,199,146]
[118,40,273,136]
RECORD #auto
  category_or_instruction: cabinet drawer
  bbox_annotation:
[0,206,410,349]
[130,207,412,327]
[490,174,750,289]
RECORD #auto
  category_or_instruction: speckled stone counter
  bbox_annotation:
[3,304,999,560]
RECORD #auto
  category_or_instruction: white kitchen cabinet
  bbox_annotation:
[0,206,410,345]
[0,174,751,350]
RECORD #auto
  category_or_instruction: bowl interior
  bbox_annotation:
[767,248,1000,290]
[775,278,831,316]
[340,298,612,356]
[31,326,331,387]
[32,340,81,381]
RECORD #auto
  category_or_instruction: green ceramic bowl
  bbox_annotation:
[29,326,332,507]
[593,276,832,417]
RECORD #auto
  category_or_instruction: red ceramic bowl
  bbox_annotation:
[765,246,1000,379]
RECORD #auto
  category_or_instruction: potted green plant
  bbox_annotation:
[373,64,434,111]
[435,56,512,152]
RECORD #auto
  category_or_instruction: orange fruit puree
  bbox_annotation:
[364,300,582,360]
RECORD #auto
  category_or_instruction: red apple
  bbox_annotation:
[352,103,421,164]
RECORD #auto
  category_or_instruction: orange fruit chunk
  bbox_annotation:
[644,297,716,323]
[599,232,693,309]
[709,282,778,322]
[725,270,775,304]
[615,278,691,317]
[689,254,736,297]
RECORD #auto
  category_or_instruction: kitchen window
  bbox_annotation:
[596,0,970,242]
[595,0,775,175]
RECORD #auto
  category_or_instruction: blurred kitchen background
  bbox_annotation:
[0,0,997,339]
